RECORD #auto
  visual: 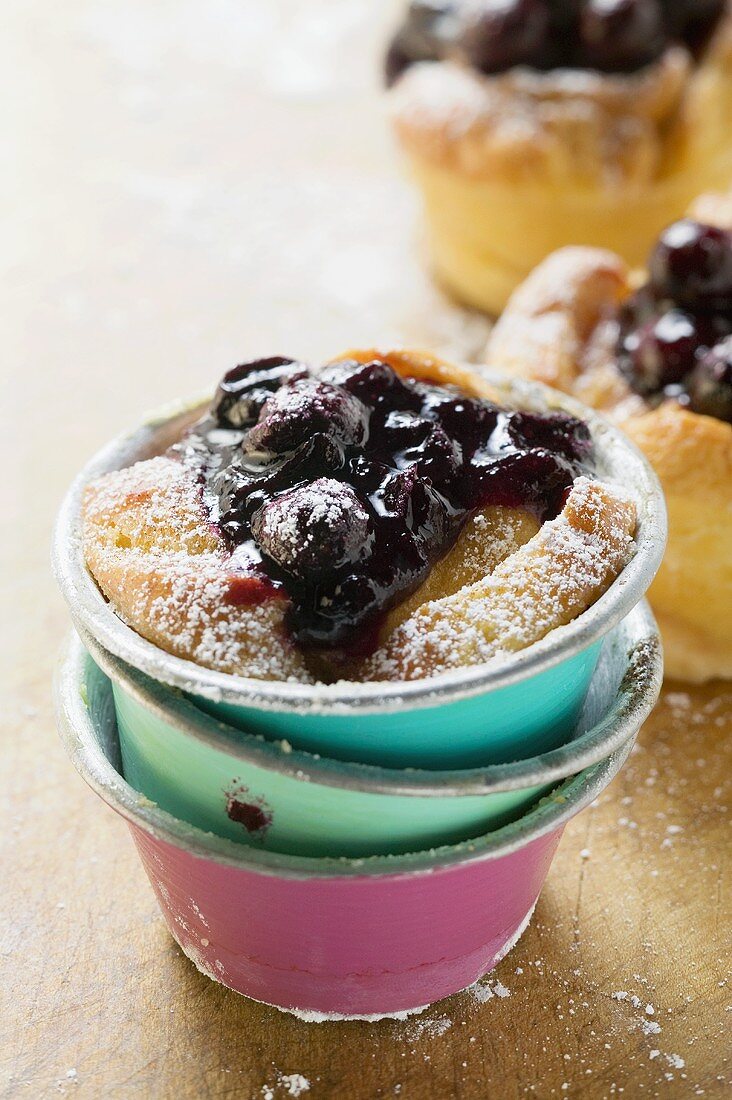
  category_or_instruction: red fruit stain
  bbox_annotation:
[224,783,273,835]
[225,573,284,607]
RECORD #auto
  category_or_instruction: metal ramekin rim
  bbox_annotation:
[76,603,660,797]
[55,633,637,880]
[52,369,667,714]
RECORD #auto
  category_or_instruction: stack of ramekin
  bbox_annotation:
[53,373,666,1019]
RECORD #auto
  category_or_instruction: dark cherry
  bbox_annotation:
[321,358,421,412]
[579,0,666,72]
[251,479,371,576]
[457,0,552,74]
[545,0,582,25]
[385,0,725,85]
[212,357,307,428]
[246,379,369,454]
[373,465,450,547]
[620,309,719,392]
[378,411,461,481]
[648,220,732,313]
[615,216,732,414]
[540,2,584,69]
[686,337,732,422]
[503,410,593,464]
[663,0,695,34]
[219,433,347,538]
[470,447,578,518]
[419,387,498,443]
[180,358,593,654]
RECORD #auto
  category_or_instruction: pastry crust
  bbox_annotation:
[377,505,540,639]
[485,246,632,401]
[363,477,636,681]
[389,8,732,313]
[82,456,314,683]
[486,200,732,682]
[83,351,637,683]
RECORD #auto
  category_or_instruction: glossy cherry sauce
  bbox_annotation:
[177,357,592,652]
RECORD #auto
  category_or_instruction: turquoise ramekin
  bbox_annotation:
[53,371,666,770]
[71,597,661,857]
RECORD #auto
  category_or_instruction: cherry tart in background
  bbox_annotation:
[487,192,732,682]
[386,1,732,314]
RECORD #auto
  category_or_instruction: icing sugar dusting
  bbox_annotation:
[261,1075,310,1100]
[471,979,512,1004]
[280,1074,310,1097]
[402,1015,453,1042]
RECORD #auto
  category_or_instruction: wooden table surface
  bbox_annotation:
[2,2,730,1096]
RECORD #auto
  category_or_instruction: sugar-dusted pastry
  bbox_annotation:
[486,194,732,682]
[83,350,637,683]
[386,1,732,314]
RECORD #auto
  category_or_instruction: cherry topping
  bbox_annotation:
[384,0,727,83]
[620,309,720,392]
[378,410,462,481]
[504,409,593,463]
[648,220,732,313]
[321,358,420,411]
[180,358,593,653]
[686,337,732,423]
[667,0,726,51]
[457,0,552,74]
[579,0,666,72]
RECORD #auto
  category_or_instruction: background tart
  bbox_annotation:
[387,1,732,314]
[486,192,732,682]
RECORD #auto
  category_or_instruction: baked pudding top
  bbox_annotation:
[82,351,637,683]
[387,2,732,183]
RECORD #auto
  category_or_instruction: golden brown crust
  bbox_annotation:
[82,350,638,683]
[486,246,631,399]
[623,403,732,499]
[484,195,732,682]
[82,456,313,683]
[362,478,636,681]
[390,10,732,186]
